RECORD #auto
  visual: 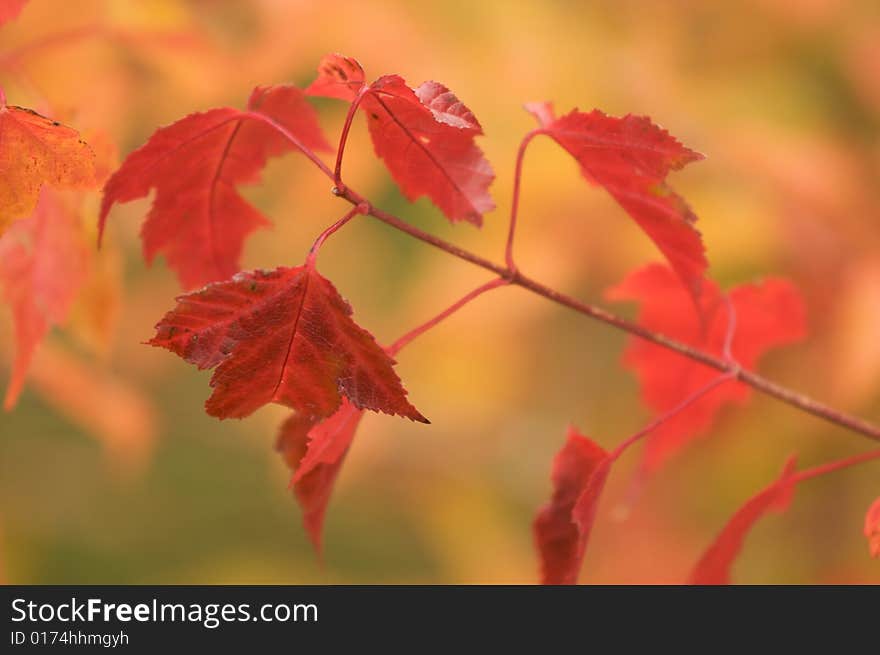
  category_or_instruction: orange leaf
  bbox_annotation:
[0,103,96,236]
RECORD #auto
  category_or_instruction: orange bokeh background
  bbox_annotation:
[1,0,878,583]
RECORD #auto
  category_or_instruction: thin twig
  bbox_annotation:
[609,372,736,461]
[387,277,510,356]
[505,130,541,272]
[257,112,880,444]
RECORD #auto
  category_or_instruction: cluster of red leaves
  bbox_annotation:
[3,36,876,582]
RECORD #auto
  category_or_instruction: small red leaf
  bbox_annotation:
[276,400,364,554]
[0,190,88,409]
[100,85,330,290]
[307,55,495,225]
[304,53,366,102]
[865,497,880,559]
[607,264,806,473]
[527,102,706,299]
[149,264,426,422]
[688,457,799,585]
[533,426,611,584]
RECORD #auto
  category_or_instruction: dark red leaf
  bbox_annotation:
[527,102,706,299]
[534,426,611,584]
[688,457,799,585]
[99,85,331,290]
[276,400,364,554]
[307,54,495,225]
[149,263,426,422]
[0,190,88,409]
[606,264,806,473]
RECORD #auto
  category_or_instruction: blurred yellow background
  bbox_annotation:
[1,0,879,584]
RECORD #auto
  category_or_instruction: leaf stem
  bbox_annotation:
[789,448,880,485]
[609,373,735,461]
[333,88,368,189]
[305,205,365,267]
[386,277,510,356]
[505,130,541,271]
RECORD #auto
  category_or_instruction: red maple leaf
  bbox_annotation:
[276,399,364,554]
[149,262,426,422]
[526,102,706,300]
[306,53,494,225]
[688,457,798,584]
[0,102,96,236]
[606,264,806,473]
[99,85,331,290]
[533,426,612,584]
[865,497,880,559]
[0,189,88,409]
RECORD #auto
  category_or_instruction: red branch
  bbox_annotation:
[199,109,880,443]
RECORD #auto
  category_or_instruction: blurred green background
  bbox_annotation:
[1,0,879,584]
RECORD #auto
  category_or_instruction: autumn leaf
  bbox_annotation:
[276,399,364,554]
[865,497,880,559]
[606,264,806,473]
[0,189,89,409]
[688,457,799,585]
[149,262,426,422]
[0,0,27,26]
[306,53,495,225]
[526,102,706,300]
[533,426,612,584]
[0,102,96,236]
[99,85,331,290]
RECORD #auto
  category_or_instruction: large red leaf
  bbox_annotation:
[526,102,706,299]
[149,262,426,422]
[276,399,364,554]
[0,103,96,236]
[606,264,806,473]
[688,457,799,585]
[99,85,330,290]
[306,54,494,225]
[865,497,880,558]
[0,189,88,409]
[533,426,612,584]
